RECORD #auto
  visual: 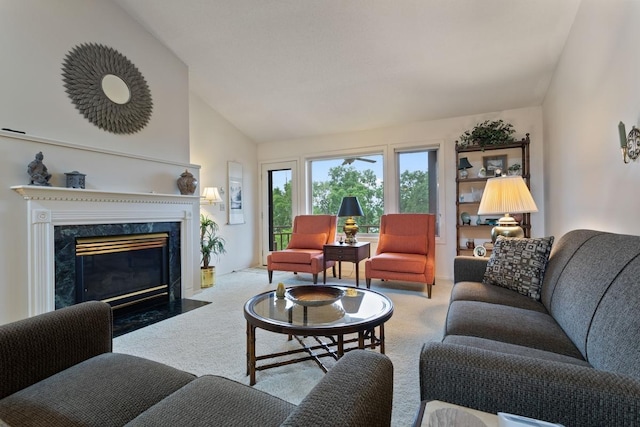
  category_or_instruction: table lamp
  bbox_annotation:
[477,175,538,242]
[338,196,364,244]
[458,157,473,179]
[201,187,223,204]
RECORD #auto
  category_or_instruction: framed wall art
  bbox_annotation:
[482,155,507,177]
[228,161,244,224]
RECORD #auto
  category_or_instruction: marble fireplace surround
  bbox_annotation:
[12,185,199,317]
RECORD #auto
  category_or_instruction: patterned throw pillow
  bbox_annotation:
[482,235,554,300]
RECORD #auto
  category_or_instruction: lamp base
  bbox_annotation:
[343,217,359,244]
[490,214,524,243]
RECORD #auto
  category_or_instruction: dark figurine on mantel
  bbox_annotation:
[27,151,52,186]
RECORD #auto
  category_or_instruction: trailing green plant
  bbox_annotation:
[457,119,516,149]
[200,214,226,268]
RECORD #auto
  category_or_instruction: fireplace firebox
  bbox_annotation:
[75,233,169,309]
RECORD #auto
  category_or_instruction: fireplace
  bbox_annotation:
[75,233,170,309]
[12,185,199,317]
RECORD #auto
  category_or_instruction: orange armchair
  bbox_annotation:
[365,214,436,298]
[267,215,337,284]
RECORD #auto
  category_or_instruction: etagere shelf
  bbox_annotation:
[455,134,531,256]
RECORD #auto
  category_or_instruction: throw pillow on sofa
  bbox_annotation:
[482,235,554,300]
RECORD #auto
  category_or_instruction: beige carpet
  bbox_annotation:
[113,267,452,426]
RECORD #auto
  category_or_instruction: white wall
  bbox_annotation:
[543,0,640,237]
[0,0,194,324]
[189,93,259,275]
[258,106,545,280]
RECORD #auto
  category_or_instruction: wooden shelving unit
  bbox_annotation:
[455,135,531,255]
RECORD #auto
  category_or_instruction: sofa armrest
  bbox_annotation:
[453,256,488,283]
[419,342,640,427]
[0,301,112,399]
[281,350,393,427]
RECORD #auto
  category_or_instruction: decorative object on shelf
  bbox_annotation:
[456,119,516,150]
[61,43,152,134]
[618,121,640,163]
[27,152,52,186]
[457,157,473,179]
[177,169,198,195]
[483,155,507,177]
[478,175,538,243]
[338,196,365,244]
[466,238,475,249]
[476,216,482,225]
[64,171,86,189]
[508,163,522,175]
[200,214,226,288]
[228,161,245,224]
[201,187,223,204]
[477,167,486,178]
[460,211,471,225]
[473,245,487,258]
[471,187,483,202]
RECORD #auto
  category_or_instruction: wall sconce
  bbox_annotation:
[201,187,223,204]
[618,122,640,163]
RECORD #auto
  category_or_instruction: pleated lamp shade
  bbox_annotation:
[478,176,538,215]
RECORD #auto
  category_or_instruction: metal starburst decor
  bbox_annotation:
[61,43,153,134]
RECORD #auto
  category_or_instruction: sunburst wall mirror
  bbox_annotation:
[62,43,153,134]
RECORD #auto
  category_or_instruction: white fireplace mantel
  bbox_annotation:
[11,185,200,316]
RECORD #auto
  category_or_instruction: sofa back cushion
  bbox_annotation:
[586,256,640,381]
[542,230,640,380]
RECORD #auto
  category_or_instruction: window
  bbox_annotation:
[396,148,440,235]
[309,154,383,233]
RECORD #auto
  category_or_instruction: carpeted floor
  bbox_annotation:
[113,266,452,427]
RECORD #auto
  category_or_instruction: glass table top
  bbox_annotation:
[244,285,393,332]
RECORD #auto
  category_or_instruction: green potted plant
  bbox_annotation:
[508,163,522,175]
[200,214,226,288]
[457,119,516,150]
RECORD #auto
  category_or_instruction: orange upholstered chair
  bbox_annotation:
[267,215,337,284]
[365,214,436,298]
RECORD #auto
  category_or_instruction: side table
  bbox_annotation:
[323,242,370,287]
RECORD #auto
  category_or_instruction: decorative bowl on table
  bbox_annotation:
[285,286,345,307]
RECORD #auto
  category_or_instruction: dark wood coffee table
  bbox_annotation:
[244,285,393,385]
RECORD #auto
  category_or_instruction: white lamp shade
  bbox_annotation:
[477,176,538,215]
[202,187,223,203]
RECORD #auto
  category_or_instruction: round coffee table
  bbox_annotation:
[244,285,393,385]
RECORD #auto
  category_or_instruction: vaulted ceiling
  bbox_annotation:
[114,0,582,143]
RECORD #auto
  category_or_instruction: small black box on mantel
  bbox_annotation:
[65,171,86,189]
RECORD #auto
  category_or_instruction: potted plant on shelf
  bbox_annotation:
[457,119,516,150]
[508,163,522,175]
[200,214,226,288]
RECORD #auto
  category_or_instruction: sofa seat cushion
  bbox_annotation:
[0,353,196,427]
[443,335,591,367]
[126,375,295,427]
[270,249,322,264]
[446,300,584,359]
[368,252,425,274]
[451,281,548,313]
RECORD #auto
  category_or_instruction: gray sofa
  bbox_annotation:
[0,301,393,427]
[420,229,640,427]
